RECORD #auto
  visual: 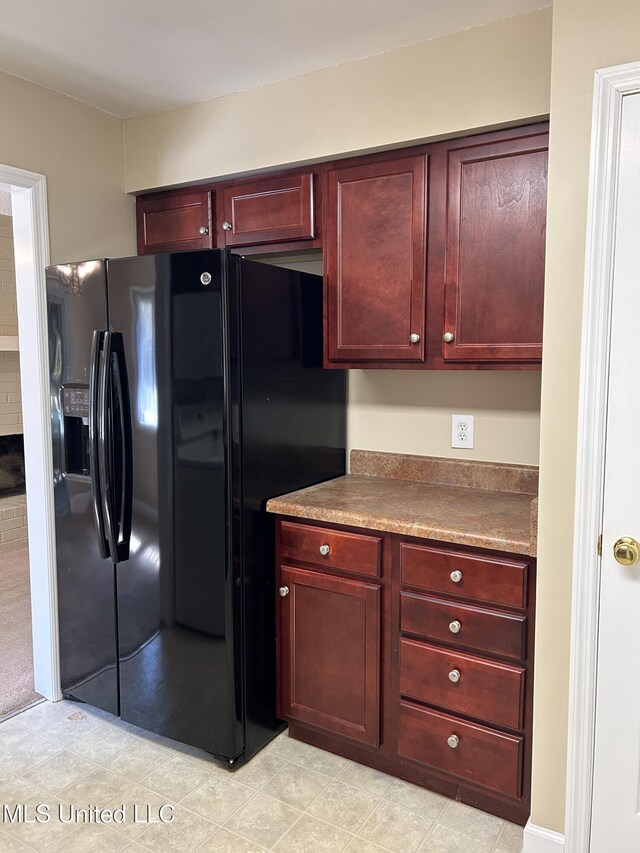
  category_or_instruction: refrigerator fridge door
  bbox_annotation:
[46,260,119,715]
[106,251,242,760]
[234,257,347,759]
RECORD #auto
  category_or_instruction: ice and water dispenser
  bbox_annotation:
[62,386,90,476]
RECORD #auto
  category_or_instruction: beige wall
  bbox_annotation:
[0,215,17,337]
[532,0,640,834]
[0,214,21,437]
[348,371,541,465]
[0,71,134,263]
[124,9,552,192]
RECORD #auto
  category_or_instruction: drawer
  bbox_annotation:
[400,543,527,609]
[280,521,381,578]
[398,701,523,798]
[399,638,525,730]
[400,593,527,660]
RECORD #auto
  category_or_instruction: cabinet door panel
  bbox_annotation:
[325,156,427,363]
[280,565,380,746]
[136,191,212,254]
[222,173,315,247]
[443,132,548,362]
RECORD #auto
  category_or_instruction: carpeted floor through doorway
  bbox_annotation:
[0,547,41,717]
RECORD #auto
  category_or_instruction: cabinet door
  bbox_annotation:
[443,130,548,362]
[325,155,427,363]
[136,190,212,254]
[221,173,315,248]
[279,565,380,746]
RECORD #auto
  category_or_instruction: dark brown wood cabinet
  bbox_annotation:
[276,516,536,825]
[136,189,212,254]
[442,129,548,362]
[278,564,381,747]
[134,123,548,368]
[324,154,427,363]
[219,172,316,248]
[322,125,548,368]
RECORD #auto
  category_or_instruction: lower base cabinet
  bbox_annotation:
[278,565,381,747]
[275,518,536,826]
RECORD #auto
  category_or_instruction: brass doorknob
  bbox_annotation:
[613,537,640,565]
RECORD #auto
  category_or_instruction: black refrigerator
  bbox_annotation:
[47,250,346,765]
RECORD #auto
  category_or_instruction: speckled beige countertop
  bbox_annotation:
[266,450,539,556]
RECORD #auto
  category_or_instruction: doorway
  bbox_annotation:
[565,61,640,852]
[0,163,59,711]
[0,188,39,716]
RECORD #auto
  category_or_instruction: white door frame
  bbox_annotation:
[565,61,640,853]
[0,163,61,703]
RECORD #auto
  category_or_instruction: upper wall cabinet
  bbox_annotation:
[324,155,427,363]
[134,123,548,369]
[136,189,213,254]
[442,128,548,363]
[218,172,317,249]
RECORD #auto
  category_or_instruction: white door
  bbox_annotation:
[591,90,640,850]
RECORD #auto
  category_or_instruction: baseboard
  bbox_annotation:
[523,821,565,852]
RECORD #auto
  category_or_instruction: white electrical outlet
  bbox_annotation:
[451,413,475,449]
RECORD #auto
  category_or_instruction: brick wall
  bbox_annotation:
[0,214,22,436]
[0,494,27,554]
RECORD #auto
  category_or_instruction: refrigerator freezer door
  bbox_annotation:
[46,260,119,715]
[107,252,241,759]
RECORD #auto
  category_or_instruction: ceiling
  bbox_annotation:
[0,0,549,118]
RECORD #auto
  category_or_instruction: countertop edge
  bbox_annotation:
[266,499,535,557]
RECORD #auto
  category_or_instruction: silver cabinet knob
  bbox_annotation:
[450,570,463,583]
[319,544,330,556]
[409,333,420,344]
[448,669,461,683]
[443,331,455,343]
[199,226,209,235]
[222,221,233,231]
[278,586,289,597]
[449,620,461,634]
[447,734,459,749]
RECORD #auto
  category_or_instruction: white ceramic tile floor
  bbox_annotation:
[0,701,524,852]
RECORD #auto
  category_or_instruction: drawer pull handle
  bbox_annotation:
[449,620,461,634]
[448,669,461,683]
[450,570,463,583]
[278,586,289,597]
[447,734,460,749]
[319,544,330,556]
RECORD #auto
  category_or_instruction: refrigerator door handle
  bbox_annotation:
[97,330,119,563]
[110,332,133,562]
[90,330,109,559]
